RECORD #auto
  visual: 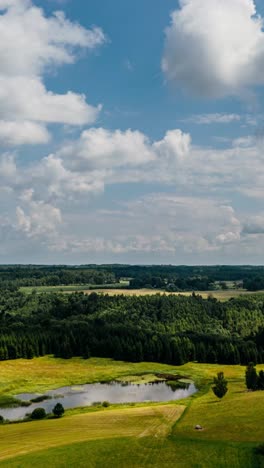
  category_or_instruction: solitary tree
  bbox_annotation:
[245,362,258,390]
[31,408,46,420]
[212,372,228,400]
[52,403,65,418]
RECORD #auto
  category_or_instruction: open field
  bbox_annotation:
[1,356,264,396]
[0,358,263,467]
[84,288,264,301]
[0,405,184,462]
[20,282,129,294]
[20,285,264,301]
[0,436,259,468]
[0,357,194,396]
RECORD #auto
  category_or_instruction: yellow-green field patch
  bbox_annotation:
[0,405,184,462]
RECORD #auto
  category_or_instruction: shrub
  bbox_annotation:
[31,408,46,420]
[255,444,264,456]
[102,401,110,407]
[0,415,4,424]
[30,395,51,403]
[52,403,65,418]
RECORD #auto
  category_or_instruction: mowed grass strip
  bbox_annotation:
[0,436,259,468]
[0,405,184,462]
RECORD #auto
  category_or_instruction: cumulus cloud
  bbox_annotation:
[57,128,155,170]
[162,0,264,97]
[26,128,190,199]
[1,121,264,260]
[0,120,50,145]
[0,0,105,131]
[16,189,62,239]
[4,125,264,203]
[50,194,242,256]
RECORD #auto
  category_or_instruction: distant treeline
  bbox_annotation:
[0,290,263,365]
[1,264,264,291]
[0,266,116,289]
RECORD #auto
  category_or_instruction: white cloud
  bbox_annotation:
[0,1,105,77]
[0,120,50,145]
[183,113,241,124]
[0,0,105,132]
[6,125,263,203]
[0,153,17,179]
[16,189,62,239]
[0,77,101,125]
[51,194,242,256]
[57,128,155,170]
[1,121,264,260]
[24,128,189,199]
[162,0,264,97]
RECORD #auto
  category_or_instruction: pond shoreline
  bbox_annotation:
[0,376,197,423]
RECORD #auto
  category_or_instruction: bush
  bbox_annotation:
[102,401,110,407]
[31,408,46,420]
[30,395,51,403]
[255,444,264,456]
[52,403,65,418]
[0,415,4,424]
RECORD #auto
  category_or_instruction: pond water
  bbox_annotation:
[0,381,196,421]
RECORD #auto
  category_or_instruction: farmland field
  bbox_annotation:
[0,358,263,467]
[19,285,264,301]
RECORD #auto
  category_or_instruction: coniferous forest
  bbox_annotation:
[0,288,263,365]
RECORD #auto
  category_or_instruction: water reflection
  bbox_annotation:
[0,381,196,421]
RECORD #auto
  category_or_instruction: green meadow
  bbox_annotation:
[20,285,264,301]
[0,357,263,467]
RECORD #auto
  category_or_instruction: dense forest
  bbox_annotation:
[1,264,264,291]
[0,289,263,365]
[0,266,116,289]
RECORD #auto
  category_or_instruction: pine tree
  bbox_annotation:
[212,372,228,399]
[245,362,258,390]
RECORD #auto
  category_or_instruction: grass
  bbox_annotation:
[0,357,263,467]
[0,438,259,468]
[20,282,129,294]
[0,357,195,397]
[20,285,264,301]
[0,405,184,462]
[0,396,22,409]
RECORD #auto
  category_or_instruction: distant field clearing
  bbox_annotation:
[20,286,264,301]
[77,288,264,301]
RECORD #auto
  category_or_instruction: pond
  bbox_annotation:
[0,381,197,421]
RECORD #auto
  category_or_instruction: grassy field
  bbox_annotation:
[85,288,264,301]
[0,357,194,396]
[20,285,264,301]
[0,358,263,467]
[20,282,129,294]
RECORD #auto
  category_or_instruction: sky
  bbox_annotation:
[1,0,264,264]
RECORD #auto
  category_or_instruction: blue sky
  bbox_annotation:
[1,0,264,264]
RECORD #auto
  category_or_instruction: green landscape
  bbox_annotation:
[0,357,263,467]
[3,0,264,465]
[0,266,264,466]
